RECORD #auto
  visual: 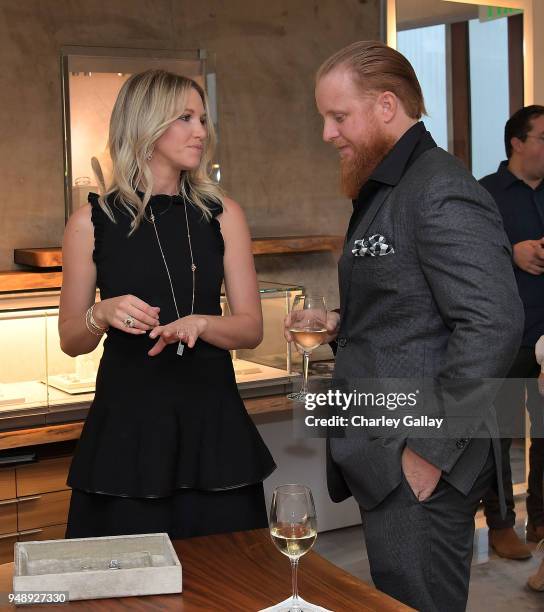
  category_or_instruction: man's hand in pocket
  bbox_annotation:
[402,446,442,501]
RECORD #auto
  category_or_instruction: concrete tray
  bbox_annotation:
[13,533,182,601]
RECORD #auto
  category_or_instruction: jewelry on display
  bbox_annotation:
[150,198,197,357]
[85,304,109,336]
[123,316,135,328]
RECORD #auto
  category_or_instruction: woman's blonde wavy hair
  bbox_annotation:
[98,69,222,232]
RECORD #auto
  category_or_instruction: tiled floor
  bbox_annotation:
[314,498,544,611]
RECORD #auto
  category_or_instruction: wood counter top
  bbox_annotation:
[0,529,413,610]
[0,394,294,450]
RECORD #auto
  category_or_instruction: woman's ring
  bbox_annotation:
[123,316,135,328]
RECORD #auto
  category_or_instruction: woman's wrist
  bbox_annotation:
[196,315,209,334]
[90,302,109,330]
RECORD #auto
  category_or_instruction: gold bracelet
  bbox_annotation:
[85,304,109,336]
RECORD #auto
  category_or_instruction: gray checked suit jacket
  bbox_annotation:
[328,147,524,511]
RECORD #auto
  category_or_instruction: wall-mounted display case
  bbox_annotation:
[61,46,217,219]
[0,282,302,427]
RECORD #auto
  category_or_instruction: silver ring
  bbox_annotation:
[123,316,135,328]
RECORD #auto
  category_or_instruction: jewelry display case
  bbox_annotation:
[0,281,302,425]
[230,281,302,395]
[61,46,216,219]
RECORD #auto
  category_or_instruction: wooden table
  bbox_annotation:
[0,529,413,611]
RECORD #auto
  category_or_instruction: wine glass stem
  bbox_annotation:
[291,558,300,602]
[301,352,310,395]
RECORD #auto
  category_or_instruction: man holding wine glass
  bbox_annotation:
[286,295,331,401]
[285,41,524,612]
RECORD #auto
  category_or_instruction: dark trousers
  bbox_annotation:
[359,449,495,612]
[483,346,544,529]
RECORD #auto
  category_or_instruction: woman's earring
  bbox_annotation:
[146,148,154,161]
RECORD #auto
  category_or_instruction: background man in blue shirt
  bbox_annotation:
[480,105,544,560]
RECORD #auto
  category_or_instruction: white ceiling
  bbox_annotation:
[397,0,480,30]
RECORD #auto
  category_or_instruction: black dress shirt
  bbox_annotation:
[480,161,544,347]
[346,121,437,243]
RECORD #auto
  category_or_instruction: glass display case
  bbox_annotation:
[61,46,217,219]
[230,282,302,396]
[0,282,302,418]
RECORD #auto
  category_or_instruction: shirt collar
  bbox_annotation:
[496,160,544,191]
[368,121,432,187]
[496,160,522,189]
[352,122,436,209]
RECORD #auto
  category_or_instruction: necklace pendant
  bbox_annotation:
[176,341,185,357]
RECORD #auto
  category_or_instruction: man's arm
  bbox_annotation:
[407,174,524,473]
[480,179,544,275]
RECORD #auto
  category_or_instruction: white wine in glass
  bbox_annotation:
[270,523,317,559]
[288,295,327,402]
[269,484,318,611]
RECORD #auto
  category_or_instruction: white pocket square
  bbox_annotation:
[352,234,395,257]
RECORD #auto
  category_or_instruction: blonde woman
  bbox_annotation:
[60,70,275,539]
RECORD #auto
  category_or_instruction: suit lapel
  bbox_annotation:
[339,185,394,323]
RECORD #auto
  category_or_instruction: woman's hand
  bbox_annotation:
[148,315,208,356]
[93,295,160,335]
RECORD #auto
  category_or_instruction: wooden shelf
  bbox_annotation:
[0,395,293,450]
[14,248,62,268]
[0,271,63,292]
[14,236,342,269]
[5,237,342,293]
[251,235,343,256]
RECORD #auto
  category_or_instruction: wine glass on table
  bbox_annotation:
[287,295,327,402]
[269,484,318,611]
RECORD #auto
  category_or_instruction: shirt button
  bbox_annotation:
[337,336,348,348]
[456,438,469,449]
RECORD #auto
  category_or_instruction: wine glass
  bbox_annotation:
[269,484,318,611]
[287,295,327,401]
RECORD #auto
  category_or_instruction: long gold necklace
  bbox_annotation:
[150,200,196,357]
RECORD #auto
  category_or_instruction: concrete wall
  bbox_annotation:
[0,0,381,307]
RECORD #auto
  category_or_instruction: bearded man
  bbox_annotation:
[312,41,523,611]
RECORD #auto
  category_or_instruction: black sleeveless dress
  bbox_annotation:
[65,192,276,539]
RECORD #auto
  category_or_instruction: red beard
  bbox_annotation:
[340,128,396,199]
